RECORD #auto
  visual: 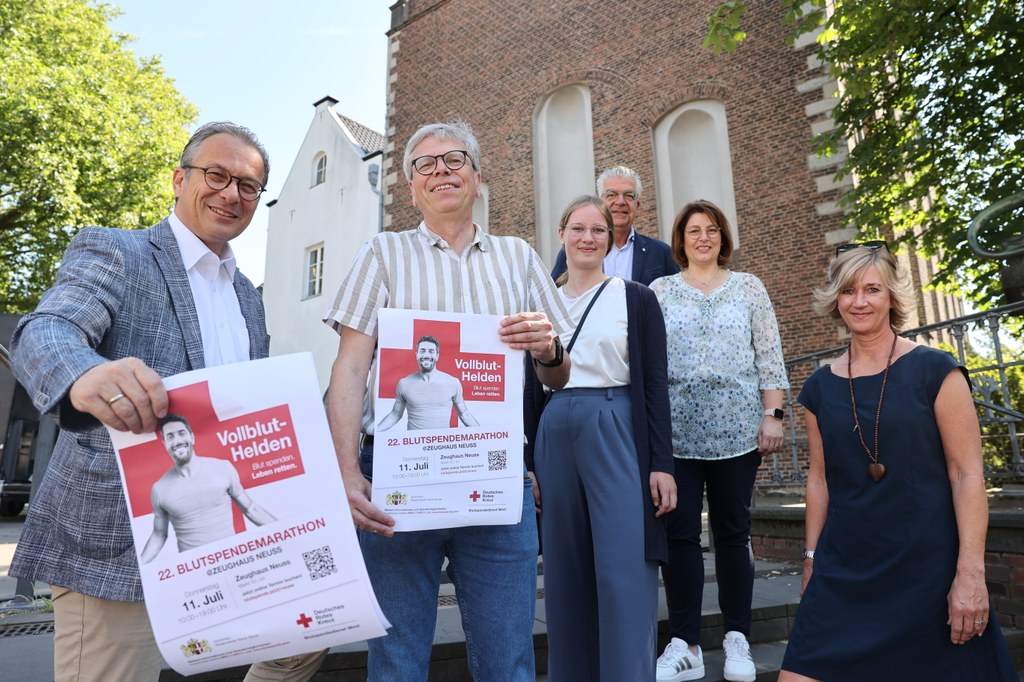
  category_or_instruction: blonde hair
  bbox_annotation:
[813,246,914,330]
[555,195,614,287]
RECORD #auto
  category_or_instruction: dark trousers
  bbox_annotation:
[661,449,762,645]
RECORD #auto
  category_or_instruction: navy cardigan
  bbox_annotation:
[523,280,673,563]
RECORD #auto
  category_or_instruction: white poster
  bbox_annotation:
[108,353,388,676]
[372,309,525,531]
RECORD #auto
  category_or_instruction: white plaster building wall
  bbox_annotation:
[652,100,739,245]
[263,102,381,393]
[533,85,595,264]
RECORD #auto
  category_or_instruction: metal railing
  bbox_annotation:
[771,301,1024,484]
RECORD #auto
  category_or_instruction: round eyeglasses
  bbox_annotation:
[685,226,722,240]
[182,165,265,201]
[411,150,472,176]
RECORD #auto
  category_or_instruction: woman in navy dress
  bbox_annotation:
[779,243,1016,681]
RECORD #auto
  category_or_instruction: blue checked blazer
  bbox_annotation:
[9,220,269,601]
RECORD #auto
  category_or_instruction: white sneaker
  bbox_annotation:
[722,630,756,682]
[656,637,704,681]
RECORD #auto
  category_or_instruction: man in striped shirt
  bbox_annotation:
[266,120,571,682]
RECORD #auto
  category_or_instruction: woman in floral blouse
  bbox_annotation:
[649,199,788,682]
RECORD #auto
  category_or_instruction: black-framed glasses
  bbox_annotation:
[411,150,471,176]
[835,240,889,258]
[182,165,265,201]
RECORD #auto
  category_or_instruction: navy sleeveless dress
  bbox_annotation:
[782,346,1017,680]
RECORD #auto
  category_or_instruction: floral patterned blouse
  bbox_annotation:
[649,271,789,460]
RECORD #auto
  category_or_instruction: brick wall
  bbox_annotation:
[385,0,849,363]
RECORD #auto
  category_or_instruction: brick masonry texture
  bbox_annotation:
[385,0,863,483]
[385,0,845,357]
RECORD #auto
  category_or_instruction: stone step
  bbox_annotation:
[156,563,805,681]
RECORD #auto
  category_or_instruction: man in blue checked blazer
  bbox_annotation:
[550,165,679,286]
[8,122,314,681]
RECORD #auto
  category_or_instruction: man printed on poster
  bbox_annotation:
[377,335,479,432]
[140,413,276,563]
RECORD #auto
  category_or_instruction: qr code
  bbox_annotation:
[302,545,337,581]
[488,449,507,471]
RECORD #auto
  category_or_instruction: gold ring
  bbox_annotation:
[107,393,126,405]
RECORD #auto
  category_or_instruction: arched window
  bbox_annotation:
[533,85,595,264]
[652,100,739,246]
[312,152,327,186]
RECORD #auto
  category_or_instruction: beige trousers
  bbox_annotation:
[51,585,328,682]
[51,586,163,682]
[244,649,329,681]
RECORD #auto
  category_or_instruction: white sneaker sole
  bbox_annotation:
[657,665,705,682]
[723,667,755,682]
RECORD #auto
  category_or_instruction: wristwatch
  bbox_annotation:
[764,408,785,420]
[803,549,815,560]
[534,337,564,368]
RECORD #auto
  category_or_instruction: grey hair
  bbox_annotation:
[596,166,643,198]
[402,120,481,181]
[180,121,270,186]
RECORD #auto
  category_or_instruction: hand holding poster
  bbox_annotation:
[372,309,525,531]
[108,353,389,676]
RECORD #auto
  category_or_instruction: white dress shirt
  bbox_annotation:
[603,228,636,280]
[168,212,250,366]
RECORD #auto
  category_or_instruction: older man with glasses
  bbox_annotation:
[263,119,573,682]
[551,165,679,285]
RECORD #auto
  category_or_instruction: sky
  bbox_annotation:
[109,1,392,285]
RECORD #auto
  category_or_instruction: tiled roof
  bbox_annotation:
[338,114,384,157]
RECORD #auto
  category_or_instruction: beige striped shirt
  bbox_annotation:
[325,222,571,430]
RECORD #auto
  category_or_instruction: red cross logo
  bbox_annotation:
[469,490,481,502]
[117,381,305,530]
[378,319,506,427]
[296,613,314,628]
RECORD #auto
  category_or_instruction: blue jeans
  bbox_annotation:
[359,442,538,682]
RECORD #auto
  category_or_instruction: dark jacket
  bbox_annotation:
[524,280,672,563]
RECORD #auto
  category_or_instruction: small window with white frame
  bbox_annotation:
[304,244,324,298]
[312,152,327,186]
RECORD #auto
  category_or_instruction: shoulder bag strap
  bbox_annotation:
[565,277,611,353]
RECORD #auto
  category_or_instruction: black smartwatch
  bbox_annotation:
[764,408,785,420]
[534,337,564,367]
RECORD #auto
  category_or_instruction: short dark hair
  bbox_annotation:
[670,199,734,268]
[158,413,192,435]
[416,335,440,352]
[180,121,270,186]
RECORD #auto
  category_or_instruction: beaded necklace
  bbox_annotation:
[848,333,898,483]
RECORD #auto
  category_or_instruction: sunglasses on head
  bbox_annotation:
[835,240,889,258]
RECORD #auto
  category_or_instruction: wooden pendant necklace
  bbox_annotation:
[848,333,898,483]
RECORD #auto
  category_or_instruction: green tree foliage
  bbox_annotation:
[706,0,1024,308]
[937,342,1024,477]
[0,0,197,312]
